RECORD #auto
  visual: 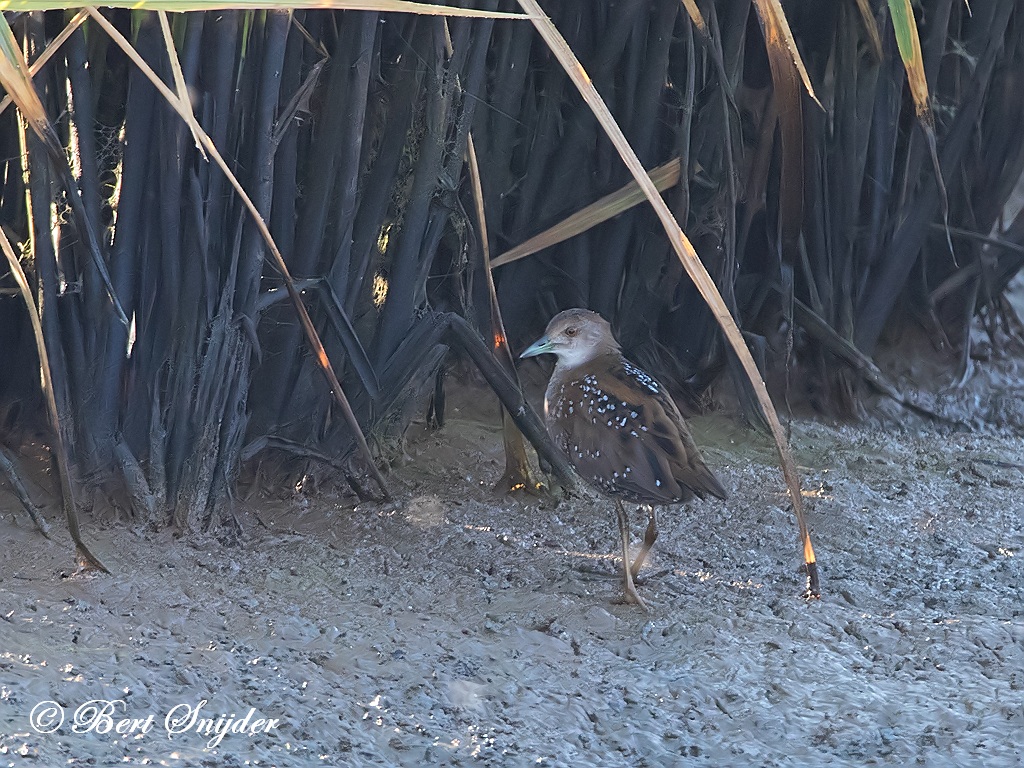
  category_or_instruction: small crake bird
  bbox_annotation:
[521,308,727,608]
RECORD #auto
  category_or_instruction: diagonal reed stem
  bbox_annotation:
[518,0,819,597]
[85,7,390,501]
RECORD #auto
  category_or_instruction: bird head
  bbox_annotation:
[520,308,620,368]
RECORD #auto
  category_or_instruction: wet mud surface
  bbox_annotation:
[1,375,1023,766]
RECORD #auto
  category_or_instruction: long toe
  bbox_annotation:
[619,565,650,611]
[619,582,649,611]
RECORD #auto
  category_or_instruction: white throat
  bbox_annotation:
[553,344,602,369]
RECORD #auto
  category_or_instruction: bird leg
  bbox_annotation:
[615,499,648,609]
[630,505,658,580]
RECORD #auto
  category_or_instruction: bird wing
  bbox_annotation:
[546,355,727,504]
[607,357,727,502]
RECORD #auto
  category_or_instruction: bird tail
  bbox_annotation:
[692,464,728,501]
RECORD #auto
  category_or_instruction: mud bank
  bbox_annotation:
[1,382,1022,766]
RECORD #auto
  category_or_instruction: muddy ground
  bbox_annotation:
[1,346,1023,766]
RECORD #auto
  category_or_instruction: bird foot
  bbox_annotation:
[616,583,650,612]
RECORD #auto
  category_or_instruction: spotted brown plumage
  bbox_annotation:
[521,308,727,608]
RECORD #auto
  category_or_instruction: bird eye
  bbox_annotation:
[565,327,579,337]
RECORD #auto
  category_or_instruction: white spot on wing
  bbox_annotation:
[622,360,660,393]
